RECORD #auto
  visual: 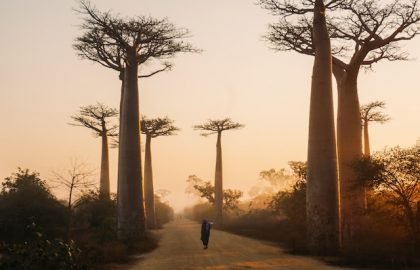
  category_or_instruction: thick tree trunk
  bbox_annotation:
[67,184,74,241]
[306,0,340,254]
[403,200,419,243]
[99,132,110,199]
[336,73,365,246]
[144,135,156,229]
[214,132,223,226]
[363,122,370,156]
[117,57,145,240]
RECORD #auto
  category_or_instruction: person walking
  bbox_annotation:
[200,219,211,249]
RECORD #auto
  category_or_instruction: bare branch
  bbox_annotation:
[141,116,180,138]
[74,0,200,76]
[260,0,420,71]
[50,159,97,208]
[360,100,391,125]
[193,118,244,136]
[69,102,119,137]
[138,62,173,78]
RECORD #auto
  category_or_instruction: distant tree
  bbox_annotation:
[288,161,307,182]
[185,175,243,211]
[70,103,118,198]
[360,101,390,156]
[51,160,96,239]
[74,0,198,239]
[194,118,244,226]
[0,169,68,243]
[154,195,175,228]
[248,168,295,205]
[354,146,420,242]
[141,116,179,229]
[259,0,420,245]
[269,161,307,236]
[155,189,171,201]
[259,168,295,190]
[186,175,215,203]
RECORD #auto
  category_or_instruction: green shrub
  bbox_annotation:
[0,168,68,243]
[155,195,174,228]
[0,228,88,270]
[72,190,117,242]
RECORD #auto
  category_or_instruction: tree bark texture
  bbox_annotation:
[144,135,156,229]
[363,122,370,156]
[214,132,223,226]
[117,56,146,240]
[99,133,110,199]
[336,73,365,246]
[306,0,340,254]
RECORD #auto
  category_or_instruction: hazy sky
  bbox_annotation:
[1,0,419,211]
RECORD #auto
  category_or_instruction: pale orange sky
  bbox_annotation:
[1,0,419,211]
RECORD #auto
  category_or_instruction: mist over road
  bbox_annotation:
[129,219,354,270]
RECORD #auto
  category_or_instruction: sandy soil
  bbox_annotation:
[128,219,354,270]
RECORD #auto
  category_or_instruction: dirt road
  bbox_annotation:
[128,219,354,270]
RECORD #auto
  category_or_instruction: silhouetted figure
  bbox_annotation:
[201,219,211,249]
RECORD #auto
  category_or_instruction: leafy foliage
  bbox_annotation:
[186,175,243,210]
[269,162,307,229]
[0,169,68,243]
[0,228,87,270]
[353,146,420,240]
[259,168,294,187]
[73,190,117,242]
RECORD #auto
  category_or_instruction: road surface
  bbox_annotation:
[128,219,354,270]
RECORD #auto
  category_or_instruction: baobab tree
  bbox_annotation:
[259,0,420,244]
[307,0,340,254]
[74,1,197,239]
[141,116,179,229]
[194,118,244,226]
[265,0,340,253]
[360,101,390,156]
[70,103,118,199]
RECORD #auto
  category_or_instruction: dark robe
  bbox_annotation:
[201,221,211,246]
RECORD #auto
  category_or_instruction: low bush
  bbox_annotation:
[155,195,175,228]
[0,169,68,244]
[0,225,87,270]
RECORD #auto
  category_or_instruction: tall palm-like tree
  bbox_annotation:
[141,116,179,229]
[194,118,244,226]
[70,103,118,199]
[360,101,390,156]
[258,0,419,245]
[74,0,198,239]
[306,0,340,253]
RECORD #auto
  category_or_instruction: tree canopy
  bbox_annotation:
[193,118,244,136]
[360,101,390,125]
[141,116,179,138]
[259,0,420,73]
[185,175,243,210]
[70,103,118,137]
[74,0,198,77]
